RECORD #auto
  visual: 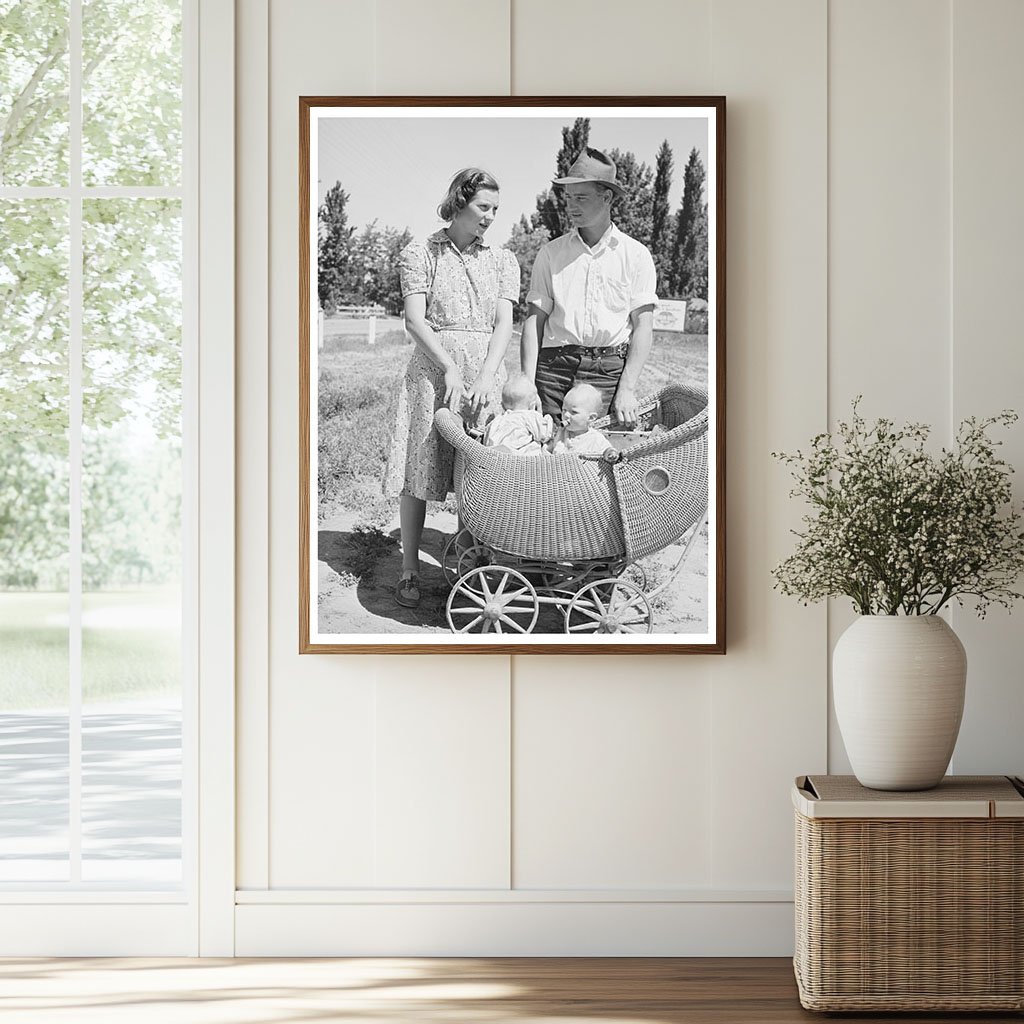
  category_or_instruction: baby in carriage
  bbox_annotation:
[482,373,555,456]
[548,383,613,457]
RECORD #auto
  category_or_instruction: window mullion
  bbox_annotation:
[68,0,84,886]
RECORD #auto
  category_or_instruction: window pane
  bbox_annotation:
[0,0,70,186]
[81,197,181,883]
[82,0,181,187]
[0,199,70,880]
[81,657,181,883]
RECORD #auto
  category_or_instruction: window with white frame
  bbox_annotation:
[0,0,192,888]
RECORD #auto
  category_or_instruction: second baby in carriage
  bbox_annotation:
[548,383,613,457]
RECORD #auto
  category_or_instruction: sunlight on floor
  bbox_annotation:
[0,958,671,1024]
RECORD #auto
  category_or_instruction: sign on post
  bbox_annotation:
[653,299,688,333]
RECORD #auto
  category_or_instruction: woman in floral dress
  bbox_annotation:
[383,169,520,608]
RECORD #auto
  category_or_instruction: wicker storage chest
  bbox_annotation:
[793,775,1024,1012]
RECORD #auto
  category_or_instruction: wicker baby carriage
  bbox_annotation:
[432,383,709,635]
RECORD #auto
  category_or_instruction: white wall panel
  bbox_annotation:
[707,0,828,889]
[369,0,514,889]
[827,0,951,774]
[264,0,514,892]
[512,0,712,94]
[949,0,1024,778]
[269,670,377,886]
[508,0,720,905]
[376,0,510,94]
[265,0,378,888]
[829,0,950,424]
[513,658,712,889]
[374,665,511,887]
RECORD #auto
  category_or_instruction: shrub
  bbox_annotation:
[773,400,1024,616]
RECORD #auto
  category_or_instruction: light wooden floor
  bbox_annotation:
[0,957,1020,1023]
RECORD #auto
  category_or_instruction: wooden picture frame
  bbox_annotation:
[300,96,725,654]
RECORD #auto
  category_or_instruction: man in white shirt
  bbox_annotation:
[521,148,658,428]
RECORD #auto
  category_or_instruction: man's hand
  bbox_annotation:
[613,386,639,428]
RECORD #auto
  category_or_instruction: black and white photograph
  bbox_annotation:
[300,98,724,653]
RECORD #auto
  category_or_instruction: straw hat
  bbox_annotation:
[552,147,626,197]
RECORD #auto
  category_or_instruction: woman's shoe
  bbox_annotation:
[395,572,421,608]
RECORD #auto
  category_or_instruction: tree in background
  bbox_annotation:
[650,140,675,297]
[0,441,68,588]
[1,0,181,187]
[1,0,186,591]
[670,146,707,298]
[82,428,182,590]
[682,200,709,301]
[351,220,385,309]
[317,188,412,315]
[317,183,356,314]
[377,226,414,315]
[534,117,590,239]
[504,215,551,320]
[606,148,654,247]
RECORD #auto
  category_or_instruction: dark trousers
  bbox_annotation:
[534,346,625,420]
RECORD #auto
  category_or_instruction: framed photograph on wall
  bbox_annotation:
[300,96,725,654]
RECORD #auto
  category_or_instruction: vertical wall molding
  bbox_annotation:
[198,0,237,955]
[236,0,271,893]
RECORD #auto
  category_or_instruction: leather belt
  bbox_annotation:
[546,342,629,358]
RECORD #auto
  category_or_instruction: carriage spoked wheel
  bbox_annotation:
[446,566,539,635]
[440,529,480,587]
[455,545,493,588]
[564,578,654,635]
[620,562,648,592]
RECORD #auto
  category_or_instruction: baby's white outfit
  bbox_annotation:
[548,426,610,456]
[483,408,555,456]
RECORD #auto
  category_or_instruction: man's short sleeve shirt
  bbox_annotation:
[525,224,658,349]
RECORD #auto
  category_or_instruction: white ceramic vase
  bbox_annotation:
[833,615,967,791]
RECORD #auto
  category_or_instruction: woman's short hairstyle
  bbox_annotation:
[438,168,500,222]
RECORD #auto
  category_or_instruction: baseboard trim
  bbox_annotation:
[235,900,795,956]
[236,887,792,904]
[0,904,196,956]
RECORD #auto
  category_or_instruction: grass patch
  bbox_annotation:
[318,348,405,519]
[0,590,181,710]
[321,328,409,354]
[348,525,399,579]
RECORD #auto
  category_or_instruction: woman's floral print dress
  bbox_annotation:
[383,230,520,501]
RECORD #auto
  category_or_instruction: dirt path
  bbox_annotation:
[317,506,709,637]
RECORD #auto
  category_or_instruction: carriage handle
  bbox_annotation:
[434,408,496,457]
[596,383,709,464]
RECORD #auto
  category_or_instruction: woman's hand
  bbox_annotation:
[465,369,496,416]
[443,364,465,412]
